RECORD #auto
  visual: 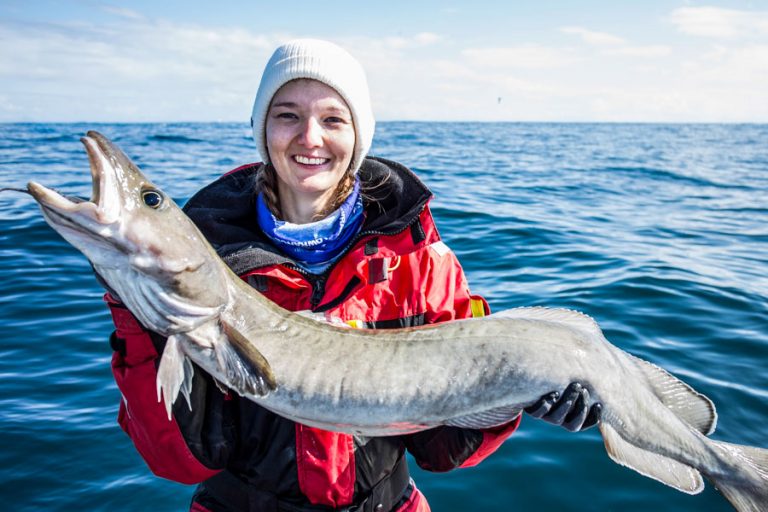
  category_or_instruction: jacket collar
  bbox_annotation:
[183,156,433,274]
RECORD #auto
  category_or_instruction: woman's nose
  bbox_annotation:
[298,118,323,147]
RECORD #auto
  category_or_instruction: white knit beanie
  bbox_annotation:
[251,39,375,174]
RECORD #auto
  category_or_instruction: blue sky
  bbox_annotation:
[1,0,766,122]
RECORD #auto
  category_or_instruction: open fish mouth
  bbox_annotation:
[28,130,208,275]
[28,132,123,235]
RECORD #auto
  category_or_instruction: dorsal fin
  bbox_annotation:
[629,354,717,435]
[493,306,602,336]
[495,307,717,435]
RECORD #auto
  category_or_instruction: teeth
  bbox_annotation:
[294,155,328,165]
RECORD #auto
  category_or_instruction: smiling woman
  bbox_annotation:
[100,38,599,512]
[264,79,356,223]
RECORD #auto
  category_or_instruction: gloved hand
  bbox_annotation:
[525,382,602,432]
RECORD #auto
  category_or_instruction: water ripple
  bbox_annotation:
[1,122,766,511]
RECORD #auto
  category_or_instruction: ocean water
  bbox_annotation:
[0,122,766,511]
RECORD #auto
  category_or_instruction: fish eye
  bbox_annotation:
[142,189,164,209]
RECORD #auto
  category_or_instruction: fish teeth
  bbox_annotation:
[294,155,328,165]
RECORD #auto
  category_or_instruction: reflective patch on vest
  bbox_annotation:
[428,241,451,257]
[342,314,427,330]
[121,392,131,419]
[470,298,487,318]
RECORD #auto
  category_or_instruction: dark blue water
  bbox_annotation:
[1,122,766,511]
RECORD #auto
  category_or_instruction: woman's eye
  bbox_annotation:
[276,112,298,120]
[142,190,164,209]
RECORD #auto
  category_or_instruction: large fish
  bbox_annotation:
[24,131,768,511]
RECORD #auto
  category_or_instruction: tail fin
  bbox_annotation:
[708,440,768,512]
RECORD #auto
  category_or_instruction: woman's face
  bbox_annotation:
[266,79,355,221]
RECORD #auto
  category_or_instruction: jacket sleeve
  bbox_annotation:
[403,242,521,472]
[105,294,228,484]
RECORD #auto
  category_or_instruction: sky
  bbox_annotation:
[0,0,767,123]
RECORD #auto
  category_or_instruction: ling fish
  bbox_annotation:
[25,131,768,511]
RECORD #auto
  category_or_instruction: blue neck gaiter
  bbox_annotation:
[256,178,365,273]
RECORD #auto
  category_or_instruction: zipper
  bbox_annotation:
[310,277,326,309]
[314,276,363,313]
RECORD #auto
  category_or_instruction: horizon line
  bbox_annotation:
[1,120,766,126]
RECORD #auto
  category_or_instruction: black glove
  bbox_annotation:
[525,382,602,432]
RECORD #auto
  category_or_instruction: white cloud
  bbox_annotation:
[682,44,768,84]
[461,45,577,69]
[0,94,23,113]
[560,26,671,58]
[368,29,766,122]
[560,26,625,46]
[0,17,278,121]
[0,8,765,123]
[100,6,144,21]
[603,45,672,58]
[669,6,768,39]
[383,32,442,50]
[414,32,441,45]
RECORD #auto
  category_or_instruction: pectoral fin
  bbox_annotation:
[445,405,522,429]
[156,334,195,420]
[218,319,277,396]
[599,421,703,494]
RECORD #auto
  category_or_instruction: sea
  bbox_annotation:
[0,122,766,511]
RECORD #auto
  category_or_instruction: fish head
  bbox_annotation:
[28,131,228,331]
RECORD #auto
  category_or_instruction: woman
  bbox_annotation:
[105,39,599,512]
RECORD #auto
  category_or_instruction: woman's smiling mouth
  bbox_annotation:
[294,155,330,166]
